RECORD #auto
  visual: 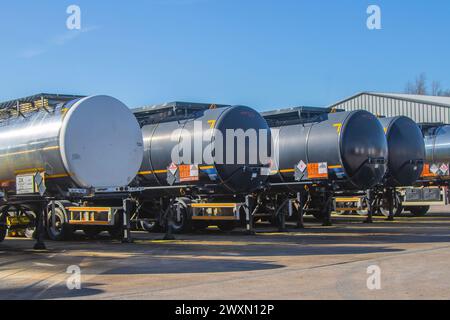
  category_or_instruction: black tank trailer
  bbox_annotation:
[289,114,426,224]
[365,117,426,221]
[393,123,450,217]
[129,102,273,234]
[256,107,389,229]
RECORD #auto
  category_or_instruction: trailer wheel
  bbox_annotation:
[408,206,430,217]
[167,199,191,234]
[139,220,161,233]
[23,211,37,239]
[47,202,73,241]
[0,214,6,243]
[377,195,403,217]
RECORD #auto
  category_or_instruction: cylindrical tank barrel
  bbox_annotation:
[425,125,450,163]
[270,110,388,190]
[0,95,144,193]
[137,106,271,194]
[378,117,425,187]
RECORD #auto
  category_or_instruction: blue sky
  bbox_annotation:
[0,0,449,111]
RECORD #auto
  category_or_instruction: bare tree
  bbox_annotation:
[405,73,450,96]
[440,89,450,97]
[431,81,442,96]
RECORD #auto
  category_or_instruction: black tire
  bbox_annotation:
[217,222,235,232]
[139,219,161,233]
[408,206,430,217]
[0,229,6,242]
[108,209,124,240]
[377,193,403,217]
[47,203,73,241]
[24,227,37,240]
[24,211,37,239]
[167,199,191,234]
[0,220,6,243]
[0,208,8,242]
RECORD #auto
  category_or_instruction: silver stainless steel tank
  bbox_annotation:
[425,125,450,163]
[0,95,144,192]
[269,110,388,190]
[378,117,425,187]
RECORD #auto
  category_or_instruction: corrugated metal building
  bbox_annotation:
[329,92,450,124]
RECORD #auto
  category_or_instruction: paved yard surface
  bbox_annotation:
[1,207,450,300]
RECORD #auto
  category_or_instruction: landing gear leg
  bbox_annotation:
[244,195,255,235]
[163,199,176,241]
[386,188,395,222]
[121,198,133,243]
[322,193,333,227]
[296,192,305,229]
[278,200,288,232]
[34,203,47,250]
[364,190,374,224]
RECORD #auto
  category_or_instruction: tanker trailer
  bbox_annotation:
[373,117,425,219]
[398,124,450,216]
[0,94,144,244]
[131,102,271,233]
[260,108,388,227]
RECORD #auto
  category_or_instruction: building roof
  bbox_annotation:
[330,92,450,109]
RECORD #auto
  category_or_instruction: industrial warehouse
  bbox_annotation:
[0,91,450,302]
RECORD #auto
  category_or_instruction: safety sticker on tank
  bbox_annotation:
[307,162,329,180]
[297,160,307,173]
[430,164,439,175]
[440,164,449,175]
[168,163,178,176]
[179,165,200,183]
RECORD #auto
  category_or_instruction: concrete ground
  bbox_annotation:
[1,207,450,300]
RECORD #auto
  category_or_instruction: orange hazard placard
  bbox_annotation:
[179,165,200,182]
[307,163,329,180]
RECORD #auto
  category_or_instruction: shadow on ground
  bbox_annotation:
[0,283,103,300]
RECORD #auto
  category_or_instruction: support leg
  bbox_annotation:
[364,190,374,224]
[122,198,133,243]
[50,200,56,233]
[296,192,305,229]
[278,200,288,232]
[244,195,255,235]
[322,194,333,227]
[386,188,395,222]
[163,199,176,240]
[34,204,47,250]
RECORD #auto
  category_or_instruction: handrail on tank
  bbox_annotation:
[0,93,85,121]
[133,101,231,126]
[262,106,346,128]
